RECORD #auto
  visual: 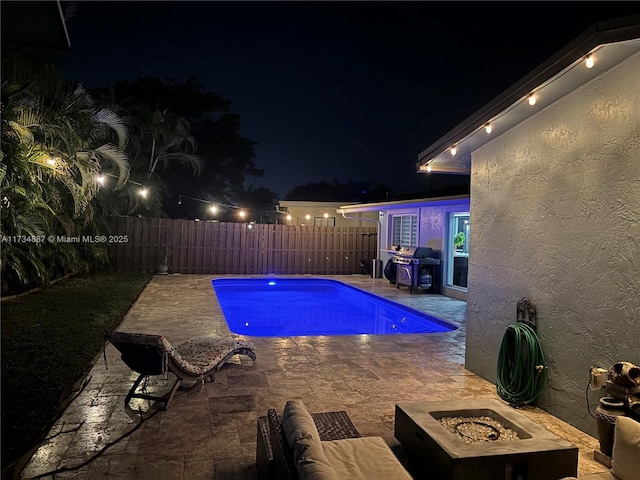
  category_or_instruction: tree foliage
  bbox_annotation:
[92,76,262,219]
[1,50,129,293]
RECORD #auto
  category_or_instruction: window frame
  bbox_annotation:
[388,212,418,248]
[313,217,336,227]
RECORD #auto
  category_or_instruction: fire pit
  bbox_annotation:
[395,399,578,480]
[439,415,521,443]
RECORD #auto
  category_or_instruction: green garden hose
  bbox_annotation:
[496,321,546,406]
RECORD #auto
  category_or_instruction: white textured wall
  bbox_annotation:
[419,200,470,296]
[419,200,470,252]
[466,51,640,435]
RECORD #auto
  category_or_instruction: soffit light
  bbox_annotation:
[450,146,457,156]
[528,94,537,106]
[484,123,493,134]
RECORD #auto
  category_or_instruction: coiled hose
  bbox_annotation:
[496,321,546,406]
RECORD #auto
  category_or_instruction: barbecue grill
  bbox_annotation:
[391,246,441,293]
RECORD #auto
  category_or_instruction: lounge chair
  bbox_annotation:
[105,331,257,410]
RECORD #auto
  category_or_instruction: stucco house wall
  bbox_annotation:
[466,50,640,435]
[417,199,470,299]
[352,197,470,296]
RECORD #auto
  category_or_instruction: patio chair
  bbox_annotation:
[105,331,257,410]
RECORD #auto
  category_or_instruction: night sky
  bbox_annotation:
[60,1,640,198]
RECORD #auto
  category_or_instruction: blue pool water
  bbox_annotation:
[211,278,456,337]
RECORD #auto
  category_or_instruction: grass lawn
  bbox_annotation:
[0,271,153,476]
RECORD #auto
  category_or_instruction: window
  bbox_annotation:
[447,213,469,288]
[391,214,418,247]
[314,217,335,226]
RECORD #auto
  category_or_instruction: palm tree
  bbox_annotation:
[1,51,130,293]
[91,96,203,217]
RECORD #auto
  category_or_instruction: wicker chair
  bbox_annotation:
[106,331,257,410]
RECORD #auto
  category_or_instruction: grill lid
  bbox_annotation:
[395,246,433,258]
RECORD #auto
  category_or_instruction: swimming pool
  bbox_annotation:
[211,278,457,337]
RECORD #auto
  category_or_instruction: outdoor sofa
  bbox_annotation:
[263,399,413,480]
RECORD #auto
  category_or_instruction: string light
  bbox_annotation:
[90,172,254,216]
[238,210,246,218]
[286,214,292,221]
[425,45,606,173]
[305,214,311,220]
[323,212,329,219]
[46,157,57,166]
[585,55,594,68]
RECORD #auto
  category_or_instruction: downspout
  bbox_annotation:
[337,210,382,261]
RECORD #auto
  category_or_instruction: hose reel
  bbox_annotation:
[496,298,547,407]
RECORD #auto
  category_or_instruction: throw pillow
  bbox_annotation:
[610,416,640,480]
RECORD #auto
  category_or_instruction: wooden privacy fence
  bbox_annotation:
[109,216,378,275]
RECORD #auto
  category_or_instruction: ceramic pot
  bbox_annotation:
[595,396,626,457]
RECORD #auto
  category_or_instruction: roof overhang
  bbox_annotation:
[417,15,640,175]
[1,1,70,51]
[337,194,470,214]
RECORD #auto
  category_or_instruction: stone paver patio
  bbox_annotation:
[22,274,607,479]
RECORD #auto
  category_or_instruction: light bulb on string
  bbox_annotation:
[585,55,594,69]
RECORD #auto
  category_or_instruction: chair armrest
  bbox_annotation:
[267,408,298,480]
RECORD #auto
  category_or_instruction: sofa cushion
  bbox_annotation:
[281,400,338,480]
[321,436,413,480]
[282,400,319,448]
[295,435,339,480]
[610,416,640,480]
